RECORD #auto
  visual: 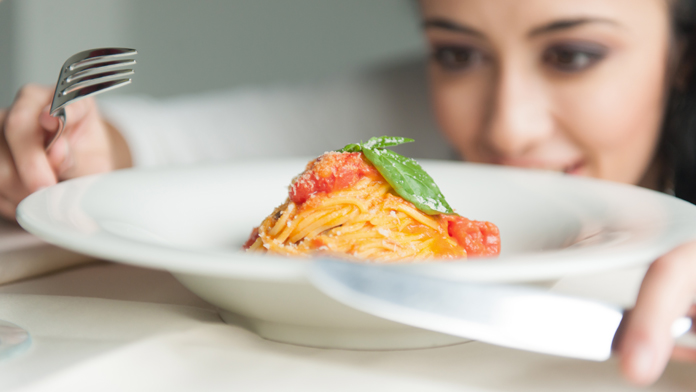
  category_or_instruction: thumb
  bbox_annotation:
[39,105,70,173]
[38,98,94,136]
[60,98,94,131]
[38,105,60,133]
[618,242,696,385]
[45,135,73,175]
[41,98,95,173]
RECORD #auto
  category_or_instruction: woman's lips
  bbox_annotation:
[493,158,586,175]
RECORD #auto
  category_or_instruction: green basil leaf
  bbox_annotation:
[362,147,454,215]
[338,143,362,153]
[362,136,414,149]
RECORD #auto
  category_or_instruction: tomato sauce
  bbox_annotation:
[289,152,378,205]
[261,151,502,259]
[440,215,500,257]
[243,227,260,249]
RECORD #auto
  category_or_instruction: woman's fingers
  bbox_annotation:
[0,84,120,222]
[672,345,696,362]
[0,109,30,220]
[0,196,18,220]
[4,84,57,192]
[671,304,696,362]
[0,138,30,202]
[619,242,696,385]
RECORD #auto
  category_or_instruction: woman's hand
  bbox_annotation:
[0,84,132,220]
[618,241,696,385]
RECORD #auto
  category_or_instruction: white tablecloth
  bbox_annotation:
[0,254,693,391]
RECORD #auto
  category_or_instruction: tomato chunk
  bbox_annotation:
[243,227,260,249]
[289,152,378,204]
[441,215,500,257]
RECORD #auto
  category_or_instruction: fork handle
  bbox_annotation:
[44,107,66,151]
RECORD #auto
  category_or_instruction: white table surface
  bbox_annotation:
[0,255,693,391]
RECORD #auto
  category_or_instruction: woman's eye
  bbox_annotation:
[543,45,607,73]
[432,46,483,71]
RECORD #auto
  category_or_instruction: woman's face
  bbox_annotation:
[422,0,672,186]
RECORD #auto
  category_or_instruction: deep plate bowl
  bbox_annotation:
[16,159,696,349]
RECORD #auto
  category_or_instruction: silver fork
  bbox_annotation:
[45,48,137,151]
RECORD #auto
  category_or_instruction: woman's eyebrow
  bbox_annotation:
[422,18,484,38]
[422,17,620,39]
[528,18,620,37]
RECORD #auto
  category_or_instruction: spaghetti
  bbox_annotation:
[244,151,500,262]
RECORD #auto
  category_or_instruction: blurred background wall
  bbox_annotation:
[0,0,424,107]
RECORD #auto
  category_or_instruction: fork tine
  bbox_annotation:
[64,48,137,71]
[51,79,132,115]
[62,69,135,94]
[49,48,137,115]
[64,59,136,83]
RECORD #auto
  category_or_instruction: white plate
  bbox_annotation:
[16,159,696,349]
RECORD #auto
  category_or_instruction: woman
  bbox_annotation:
[0,0,694,386]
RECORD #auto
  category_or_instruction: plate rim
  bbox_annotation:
[17,159,696,283]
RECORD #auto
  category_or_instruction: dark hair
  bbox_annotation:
[660,0,696,202]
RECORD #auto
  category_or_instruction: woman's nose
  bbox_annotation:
[485,65,554,157]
